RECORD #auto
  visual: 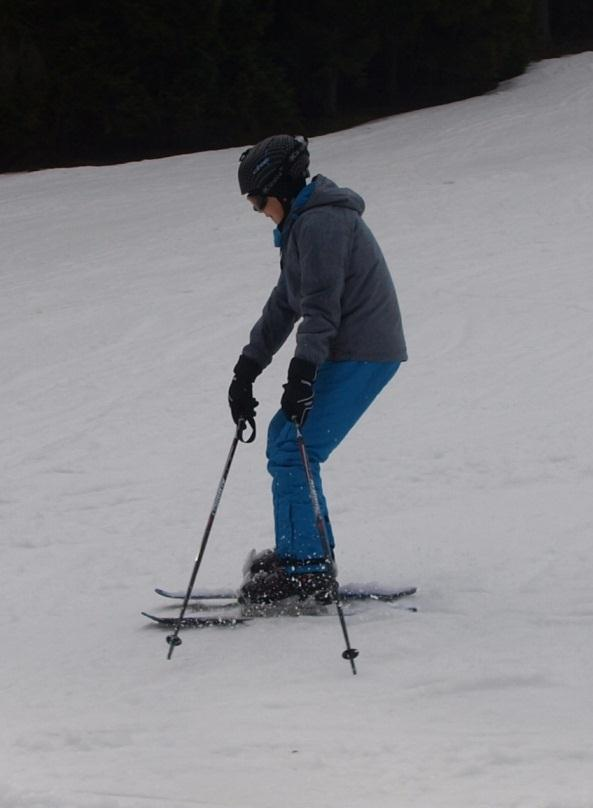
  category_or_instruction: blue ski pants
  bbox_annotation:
[266,360,400,573]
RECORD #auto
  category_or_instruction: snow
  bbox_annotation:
[2,53,593,807]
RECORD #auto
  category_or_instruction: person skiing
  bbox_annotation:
[229,134,407,605]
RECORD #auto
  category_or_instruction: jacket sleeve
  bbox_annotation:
[293,209,350,366]
[242,270,298,369]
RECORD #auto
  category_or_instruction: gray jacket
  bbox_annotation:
[242,175,407,369]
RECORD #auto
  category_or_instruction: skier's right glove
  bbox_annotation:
[228,355,261,429]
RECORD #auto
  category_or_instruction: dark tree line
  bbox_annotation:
[1,0,591,172]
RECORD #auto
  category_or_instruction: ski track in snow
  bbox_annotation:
[2,54,593,808]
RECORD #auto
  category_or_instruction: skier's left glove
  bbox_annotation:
[281,357,317,427]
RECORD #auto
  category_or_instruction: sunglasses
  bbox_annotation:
[247,193,268,212]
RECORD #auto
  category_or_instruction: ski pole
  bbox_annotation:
[166,418,254,658]
[294,422,359,675]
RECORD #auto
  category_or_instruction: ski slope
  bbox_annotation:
[1,53,593,808]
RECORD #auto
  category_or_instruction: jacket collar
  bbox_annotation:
[273,181,316,250]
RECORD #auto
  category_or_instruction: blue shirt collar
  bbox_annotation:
[273,181,316,249]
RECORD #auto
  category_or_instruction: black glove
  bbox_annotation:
[281,357,317,426]
[228,355,261,425]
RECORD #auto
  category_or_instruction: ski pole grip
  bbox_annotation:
[237,417,256,443]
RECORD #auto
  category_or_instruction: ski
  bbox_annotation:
[156,587,237,600]
[155,585,417,603]
[143,585,417,628]
[142,611,248,628]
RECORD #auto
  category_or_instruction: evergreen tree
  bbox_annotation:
[3,0,587,172]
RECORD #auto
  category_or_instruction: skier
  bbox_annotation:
[229,134,407,604]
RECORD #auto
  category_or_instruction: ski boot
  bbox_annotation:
[239,566,337,606]
[242,548,281,581]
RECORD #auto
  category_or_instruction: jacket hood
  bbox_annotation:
[301,174,365,216]
[274,175,365,249]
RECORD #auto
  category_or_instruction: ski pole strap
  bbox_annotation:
[237,417,256,443]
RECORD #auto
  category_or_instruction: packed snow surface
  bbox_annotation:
[2,54,593,808]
